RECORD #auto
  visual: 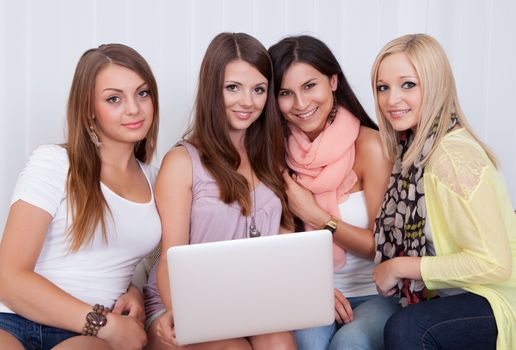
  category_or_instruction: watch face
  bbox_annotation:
[87,311,107,327]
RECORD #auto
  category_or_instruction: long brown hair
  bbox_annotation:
[185,32,292,228]
[66,43,159,251]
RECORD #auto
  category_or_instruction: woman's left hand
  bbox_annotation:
[112,284,146,325]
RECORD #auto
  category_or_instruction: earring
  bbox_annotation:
[328,91,337,123]
[88,125,102,147]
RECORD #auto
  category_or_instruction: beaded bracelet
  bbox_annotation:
[82,304,110,336]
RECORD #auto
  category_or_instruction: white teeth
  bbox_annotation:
[390,109,410,116]
[237,112,251,118]
[297,107,318,119]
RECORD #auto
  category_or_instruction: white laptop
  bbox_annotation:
[167,230,334,345]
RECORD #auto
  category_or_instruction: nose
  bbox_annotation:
[126,96,140,115]
[294,93,308,110]
[387,88,402,105]
[239,90,253,108]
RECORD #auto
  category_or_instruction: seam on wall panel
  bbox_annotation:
[483,0,493,140]
[25,0,32,158]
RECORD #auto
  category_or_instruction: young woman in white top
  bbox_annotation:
[269,35,398,350]
[0,43,161,350]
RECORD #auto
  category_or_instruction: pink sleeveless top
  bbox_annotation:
[144,141,282,320]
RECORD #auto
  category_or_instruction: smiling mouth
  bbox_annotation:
[389,109,410,117]
[234,111,253,119]
[296,107,318,119]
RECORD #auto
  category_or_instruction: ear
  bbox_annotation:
[330,74,338,91]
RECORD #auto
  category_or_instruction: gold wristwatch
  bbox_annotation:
[321,216,338,234]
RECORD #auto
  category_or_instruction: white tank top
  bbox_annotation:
[333,191,377,297]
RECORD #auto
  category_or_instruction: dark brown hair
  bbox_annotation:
[269,35,377,131]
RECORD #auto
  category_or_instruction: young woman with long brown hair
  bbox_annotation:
[0,43,161,350]
[143,32,295,350]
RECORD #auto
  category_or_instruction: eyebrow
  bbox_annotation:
[224,80,268,86]
[102,82,147,93]
[280,77,317,90]
[376,75,418,83]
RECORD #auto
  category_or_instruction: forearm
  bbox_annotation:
[394,256,422,280]
[0,269,90,333]
[421,252,511,289]
[156,256,173,311]
[302,208,375,259]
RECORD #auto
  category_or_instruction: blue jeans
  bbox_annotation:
[295,295,401,350]
[0,313,79,350]
[384,292,497,350]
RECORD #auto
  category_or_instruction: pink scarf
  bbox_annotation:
[286,107,360,270]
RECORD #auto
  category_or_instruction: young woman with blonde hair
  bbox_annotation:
[143,32,295,350]
[0,43,161,350]
[371,33,516,349]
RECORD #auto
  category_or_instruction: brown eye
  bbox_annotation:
[106,96,120,103]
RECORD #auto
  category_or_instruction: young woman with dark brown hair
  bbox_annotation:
[269,35,396,350]
[0,43,161,350]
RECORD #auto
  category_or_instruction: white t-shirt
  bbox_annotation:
[0,144,161,313]
[333,191,377,297]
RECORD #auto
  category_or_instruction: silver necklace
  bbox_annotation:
[249,172,261,238]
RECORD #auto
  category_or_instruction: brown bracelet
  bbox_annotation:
[82,304,110,336]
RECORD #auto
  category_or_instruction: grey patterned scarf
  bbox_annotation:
[374,116,457,306]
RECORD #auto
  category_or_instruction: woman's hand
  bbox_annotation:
[333,288,353,324]
[112,284,145,324]
[282,171,327,227]
[372,259,400,296]
[98,312,147,350]
[155,310,177,347]
[373,257,422,296]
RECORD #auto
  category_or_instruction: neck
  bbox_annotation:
[98,141,138,171]
[229,129,246,152]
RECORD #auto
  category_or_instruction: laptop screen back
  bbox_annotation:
[167,230,334,345]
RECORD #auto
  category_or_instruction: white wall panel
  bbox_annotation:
[485,0,516,199]
[1,0,515,233]
[0,0,6,226]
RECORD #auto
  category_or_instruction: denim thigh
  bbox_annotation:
[384,292,497,350]
[295,294,397,350]
[0,313,79,350]
[330,295,401,350]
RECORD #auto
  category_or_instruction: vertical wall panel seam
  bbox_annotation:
[483,0,493,142]
[24,0,32,158]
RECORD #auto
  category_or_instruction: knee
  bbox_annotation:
[329,325,380,350]
[252,332,296,350]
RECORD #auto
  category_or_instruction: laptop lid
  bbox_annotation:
[167,230,334,345]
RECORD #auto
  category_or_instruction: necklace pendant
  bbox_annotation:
[249,224,261,238]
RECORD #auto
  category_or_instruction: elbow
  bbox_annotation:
[494,247,512,281]
[0,264,12,303]
[494,257,512,282]
[484,254,512,283]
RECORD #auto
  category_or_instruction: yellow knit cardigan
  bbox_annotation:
[421,128,516,349]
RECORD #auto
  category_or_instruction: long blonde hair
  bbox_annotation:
[371,33,496,173]
[66,44,159,251]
